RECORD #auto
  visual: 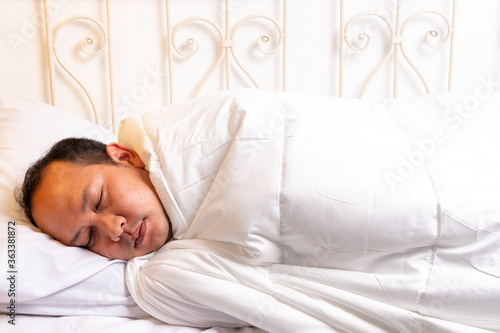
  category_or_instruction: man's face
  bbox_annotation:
[31,143,171,260]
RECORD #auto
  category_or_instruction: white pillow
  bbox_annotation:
[0,90,148,318]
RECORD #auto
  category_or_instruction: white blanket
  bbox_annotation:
[121,89,500,332]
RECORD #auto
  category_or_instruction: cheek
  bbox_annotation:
[109,183,147,212]
[121,173,156,204]
[93,242,132,260]
[40,219,77,247]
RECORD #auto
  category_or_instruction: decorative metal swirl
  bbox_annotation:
[399,10,452,94]
[344,12,394,51]
[232,15,283,54]
[171,17,223,57]
[52,15,108,123]
[171,14,283,97]
[230,15,283,88]
[344,7,453,98]
[344,12,395,98]
[171,17,225,97]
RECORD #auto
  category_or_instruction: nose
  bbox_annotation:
[100,214,126,242]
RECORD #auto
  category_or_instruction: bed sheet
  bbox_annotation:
[0,315,266,333]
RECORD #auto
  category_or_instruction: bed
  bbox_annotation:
[1,0,500,332]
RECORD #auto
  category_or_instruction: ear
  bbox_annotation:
[106,143,145,168]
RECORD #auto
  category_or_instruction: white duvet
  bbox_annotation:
[120,89,500,332]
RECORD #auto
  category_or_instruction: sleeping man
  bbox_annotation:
[18,90,500,332]
[19,138,172,260]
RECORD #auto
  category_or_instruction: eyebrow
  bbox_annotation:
[82,186,89,213]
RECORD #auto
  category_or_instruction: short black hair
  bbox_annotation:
[16,138,119,227]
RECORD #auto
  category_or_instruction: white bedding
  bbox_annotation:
[121,89,500,332]
[0,90,265,333]
[0,90,146,317]
[0,315,265,333]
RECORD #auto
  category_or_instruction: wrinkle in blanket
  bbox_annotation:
[123,90,500,332]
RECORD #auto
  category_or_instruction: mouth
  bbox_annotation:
[134,219,146,247]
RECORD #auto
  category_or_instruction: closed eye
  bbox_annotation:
[95,188,103,212]
[85,229,94,248]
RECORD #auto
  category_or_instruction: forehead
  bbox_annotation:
[37,160,95,197]
[31,161,97,238]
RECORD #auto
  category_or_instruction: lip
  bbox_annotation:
[134,220,146,247]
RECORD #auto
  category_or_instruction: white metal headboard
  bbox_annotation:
[340,0,456,98]
[8,0,458,132]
